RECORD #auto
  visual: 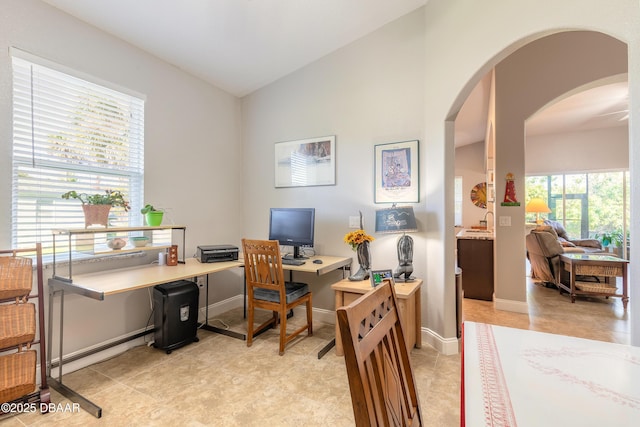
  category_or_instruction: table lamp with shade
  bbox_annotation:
[375,206,418,282]
[525,198,551,225]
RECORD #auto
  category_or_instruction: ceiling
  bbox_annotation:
[42,0,628,145]
[42,0,428,97]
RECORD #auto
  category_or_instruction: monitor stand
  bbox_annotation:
[293,246,308,259]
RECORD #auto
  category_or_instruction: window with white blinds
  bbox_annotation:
[11,52,145,253]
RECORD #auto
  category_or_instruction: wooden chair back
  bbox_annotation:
[242,239,312,355]
[337,279,422,426]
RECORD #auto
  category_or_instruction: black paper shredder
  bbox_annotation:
[153,280,199,354]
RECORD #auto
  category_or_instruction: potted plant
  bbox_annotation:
[141,204,164,226]
[61,190,130,228]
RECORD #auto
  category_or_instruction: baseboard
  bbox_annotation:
[421,328,460,355]
[494,297,529,313]
[46,327,153,378]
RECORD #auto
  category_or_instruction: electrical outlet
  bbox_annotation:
[196,275,206,287]
[349,216,360,228]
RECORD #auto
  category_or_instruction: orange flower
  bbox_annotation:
[344,229,374,251]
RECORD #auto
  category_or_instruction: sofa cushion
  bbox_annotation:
[544,220,569,240]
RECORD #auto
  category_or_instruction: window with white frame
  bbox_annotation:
[11,50,145,254]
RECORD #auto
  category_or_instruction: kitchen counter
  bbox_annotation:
[456,229,494,240]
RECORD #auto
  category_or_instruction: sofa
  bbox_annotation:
[526,220,604,284]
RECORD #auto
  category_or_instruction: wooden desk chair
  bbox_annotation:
[337,279,422,426]
[241,239,313,355]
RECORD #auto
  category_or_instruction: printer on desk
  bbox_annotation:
[197,245,239,263]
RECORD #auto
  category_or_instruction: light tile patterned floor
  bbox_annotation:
[1,276,629,426]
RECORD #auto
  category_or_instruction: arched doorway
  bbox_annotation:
[451,30,628,339]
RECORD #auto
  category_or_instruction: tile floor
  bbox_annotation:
[1,275,629,426]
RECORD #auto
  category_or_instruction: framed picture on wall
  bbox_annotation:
[374,140,419,203]
[274,135,336,187]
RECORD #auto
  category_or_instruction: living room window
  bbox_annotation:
[526,171,629,256]
[11,50,145,254]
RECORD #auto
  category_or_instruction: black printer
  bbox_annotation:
[196,245,239,263]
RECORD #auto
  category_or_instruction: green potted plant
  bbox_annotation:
[141,203,164,226]
[61,190,130,228]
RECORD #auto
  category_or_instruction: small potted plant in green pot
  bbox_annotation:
[62,190,130,228]
[141,204,164,226]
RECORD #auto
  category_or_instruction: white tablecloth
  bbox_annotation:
[463,322,640,426]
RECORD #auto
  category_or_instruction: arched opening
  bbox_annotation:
[451,30,629,341]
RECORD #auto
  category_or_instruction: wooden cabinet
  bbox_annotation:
[457,238,494,301]
[332,278,422,355]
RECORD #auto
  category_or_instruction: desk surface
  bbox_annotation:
[463,321,640,426]
[52,255,351,300]
[279,255,351,275]
[60,258,243,297]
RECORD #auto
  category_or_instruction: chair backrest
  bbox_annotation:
[242,239,286,298]
[337,279,422,427]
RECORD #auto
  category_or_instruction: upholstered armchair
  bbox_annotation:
[526,221,604,285]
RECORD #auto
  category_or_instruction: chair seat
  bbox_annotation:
[254,281,309,304]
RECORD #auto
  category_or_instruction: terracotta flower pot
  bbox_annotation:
[82,205,111,228]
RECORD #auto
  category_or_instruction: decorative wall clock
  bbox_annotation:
[470,182,487,209]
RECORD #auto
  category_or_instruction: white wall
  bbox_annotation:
[526,126,629,174]
[3,0,640,367]
[241,9,427,311]
[424,0,640,351]
[0,0,243,359]
[454,142,489,229]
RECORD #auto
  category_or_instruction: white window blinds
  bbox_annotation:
[11,53,145,252]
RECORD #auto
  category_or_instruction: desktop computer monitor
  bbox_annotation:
[268,208,315,259]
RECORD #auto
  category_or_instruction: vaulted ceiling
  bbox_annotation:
[42,0,628,146]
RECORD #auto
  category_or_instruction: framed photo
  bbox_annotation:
[374,140,419,203]
[274,136,335,188]
[370,269,394,287]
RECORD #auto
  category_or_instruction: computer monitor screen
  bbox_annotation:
[268,208,315,259]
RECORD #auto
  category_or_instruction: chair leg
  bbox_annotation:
[247,305,254,348]
[279,309,287,356]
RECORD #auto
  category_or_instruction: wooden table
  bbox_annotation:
[332,278,422,356]
[558,253,629,309]
[462,322,640,426]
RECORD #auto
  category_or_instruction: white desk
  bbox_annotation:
[462,322,640,426]
[47,258,242,418]
[47,255,352,416]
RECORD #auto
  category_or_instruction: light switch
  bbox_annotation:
[499,216,511,226]
[349,216,360,228]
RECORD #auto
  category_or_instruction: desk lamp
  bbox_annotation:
[525,198,551,225]
[375,206,418,282]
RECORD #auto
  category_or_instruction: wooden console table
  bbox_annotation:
[558,253,629,309]
[332,278,422,356]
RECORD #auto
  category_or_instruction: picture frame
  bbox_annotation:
[370,269,394,287]
[374,140,419,203]
[274,135,336,188]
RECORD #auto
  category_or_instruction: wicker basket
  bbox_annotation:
[0,303,36,350]
[575,264,623,277]
[0,256,33,301]
[575,281,618,294]
[0,351,36,404]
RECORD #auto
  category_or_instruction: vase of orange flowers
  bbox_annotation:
[344,214,374,281]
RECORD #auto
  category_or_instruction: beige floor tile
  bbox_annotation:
[1,275,629,426]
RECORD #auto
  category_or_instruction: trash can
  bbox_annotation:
[153,280,199,354]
